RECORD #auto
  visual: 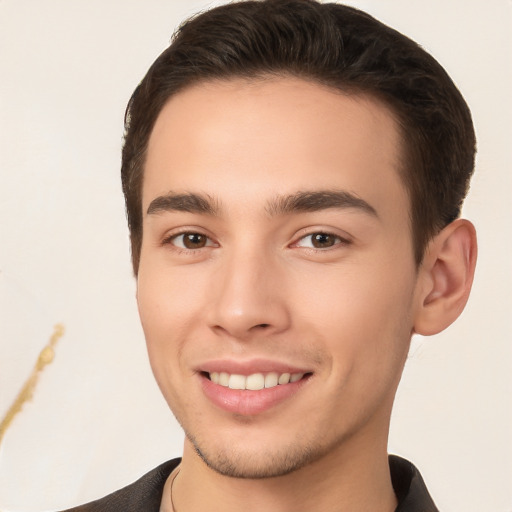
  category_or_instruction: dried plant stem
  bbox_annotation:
[0,324,65,447]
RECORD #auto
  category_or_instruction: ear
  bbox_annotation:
[413,219,477,336]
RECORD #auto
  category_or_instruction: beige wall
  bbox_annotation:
[0,1,510,510]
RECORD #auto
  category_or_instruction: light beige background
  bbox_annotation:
[0,1,510,510]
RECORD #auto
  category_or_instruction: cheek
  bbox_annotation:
[137,257,204,334]
[136,263,195,377]
[297,264,415,425]
[136,271,194,413]
[294,257,416,365]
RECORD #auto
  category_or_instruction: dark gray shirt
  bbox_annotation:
[60,455,438,511]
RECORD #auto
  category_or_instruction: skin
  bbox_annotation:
[136,77,476,511]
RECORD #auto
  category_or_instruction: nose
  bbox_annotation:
[206,248,290,340]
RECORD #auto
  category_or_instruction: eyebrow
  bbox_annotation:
[146,190,378,218]
[147,193,219,216]
[266,190,378,217]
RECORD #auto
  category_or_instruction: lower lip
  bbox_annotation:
[200,374,309,416]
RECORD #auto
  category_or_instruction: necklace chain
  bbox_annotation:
[170,468,180,512]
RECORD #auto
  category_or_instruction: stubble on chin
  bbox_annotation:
[187,430,331,479]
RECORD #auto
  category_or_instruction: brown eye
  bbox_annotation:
[183,233,207,248]
[294,232,348,250]
[310,233,337,248]
[171,232,212,249]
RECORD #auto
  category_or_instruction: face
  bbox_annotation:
[137,77,422,478]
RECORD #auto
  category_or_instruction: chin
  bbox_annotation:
[188,430,329,479]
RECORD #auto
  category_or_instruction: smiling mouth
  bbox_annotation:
[206,371,309,391]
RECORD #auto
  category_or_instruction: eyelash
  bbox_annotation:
[292,232,351,250]
[162,231,217,251]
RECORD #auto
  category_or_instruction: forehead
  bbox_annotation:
[143,77,408,220]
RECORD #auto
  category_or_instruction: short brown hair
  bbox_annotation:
[122,0,476,274]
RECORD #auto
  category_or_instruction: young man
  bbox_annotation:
[62,1,477,510]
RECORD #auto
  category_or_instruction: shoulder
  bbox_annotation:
[58,458,181,512]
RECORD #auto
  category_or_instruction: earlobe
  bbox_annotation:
[413,219,477,336]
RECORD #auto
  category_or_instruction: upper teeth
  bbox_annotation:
[209,371,304,391]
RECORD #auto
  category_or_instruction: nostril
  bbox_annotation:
[255,323,270,329]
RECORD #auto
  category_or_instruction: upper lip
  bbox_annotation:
[198,358,311,376]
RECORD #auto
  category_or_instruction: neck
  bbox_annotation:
[165,435,397,512]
